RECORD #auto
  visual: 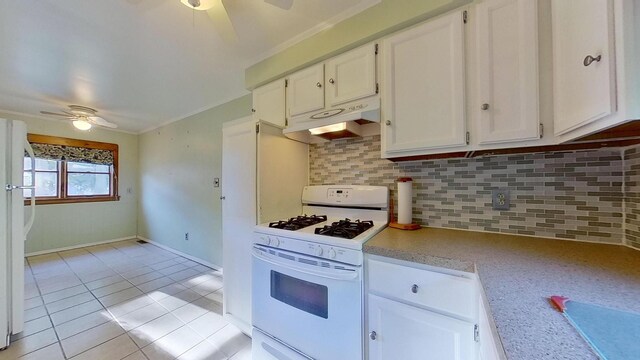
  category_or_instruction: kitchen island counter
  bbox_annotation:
[364,227,640,360]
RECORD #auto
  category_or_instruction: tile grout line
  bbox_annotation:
[25,239,229,360]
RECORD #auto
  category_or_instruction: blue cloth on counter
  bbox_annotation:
[564,300,640,360]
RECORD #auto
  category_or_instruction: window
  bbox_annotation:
[24,134,119,204]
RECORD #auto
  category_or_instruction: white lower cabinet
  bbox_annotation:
[368,294,477,360]
[366,255,479,360]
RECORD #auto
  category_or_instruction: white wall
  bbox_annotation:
[0,111,138,254]
[137,95,252,267]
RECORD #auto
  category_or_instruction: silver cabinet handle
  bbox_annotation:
[385,120,391,126]
[481,103,490,111]
[411,284,419,293]
[316,82,322,88]
[329,78,335,84]
[369,331,377,340]
[220,196,226,200]
[583,54,602,67]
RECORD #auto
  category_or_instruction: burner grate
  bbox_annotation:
[314,219,374,239]
[268,215,327,231]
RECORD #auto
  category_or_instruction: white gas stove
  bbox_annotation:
[252,185,389,360]
[254,185,389,265]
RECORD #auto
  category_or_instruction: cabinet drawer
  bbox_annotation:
[367,258,476,319]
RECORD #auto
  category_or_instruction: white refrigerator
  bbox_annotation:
[1,119,36,349]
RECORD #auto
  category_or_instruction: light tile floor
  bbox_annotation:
[0,240,251,360]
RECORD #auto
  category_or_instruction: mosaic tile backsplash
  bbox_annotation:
[624,147,640,249]
[310,135,631,244]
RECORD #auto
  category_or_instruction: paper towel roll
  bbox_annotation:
[397,179,413,224]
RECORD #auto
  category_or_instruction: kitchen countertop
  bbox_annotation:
[364,227,640,360]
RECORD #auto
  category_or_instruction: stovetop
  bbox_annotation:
[314,219,374,239]
[268,215,327,231]
[255,185,389,255]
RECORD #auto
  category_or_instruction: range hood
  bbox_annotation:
[283,97,380,143]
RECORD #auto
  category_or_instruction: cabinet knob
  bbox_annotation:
[369,331,377,340]
[411,284,419,293]
[220,196,226,200]
[316,82,322,88]
[385,120,391,126]
[481,103,490,111]
[583,54,602,67]
[329,78,335,84]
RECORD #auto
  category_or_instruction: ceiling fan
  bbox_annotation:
[40,105,118,131]
[180,0,294,42]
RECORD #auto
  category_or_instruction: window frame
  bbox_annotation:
[25,134,120,205]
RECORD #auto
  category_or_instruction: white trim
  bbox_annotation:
[0,109,138,135]
[137,236,223,273]
[249,0,382,65]
[25,236,137,256]
[138,90,250,134]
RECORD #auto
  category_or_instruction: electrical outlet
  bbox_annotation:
[492,188,510,210]
[185,232,189,241]
[214,178,220,188]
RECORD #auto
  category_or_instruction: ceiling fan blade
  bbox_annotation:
[264,0,293,10]
[89,116,118,129]
[206,0,238,43]
[40,111,74,118]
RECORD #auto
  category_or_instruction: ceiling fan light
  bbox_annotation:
[180,0,215,10]
[73,120,92,131]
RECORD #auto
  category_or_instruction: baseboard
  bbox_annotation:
[25,236,137,256]
[136,236,223,273]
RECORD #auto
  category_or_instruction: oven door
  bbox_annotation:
[252,245,363,360]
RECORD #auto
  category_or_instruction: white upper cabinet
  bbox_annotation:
[475,0,540,144]
[381,10,467,158]
[252,79,286,128]
[325,43,377,107]
[552,0,616,136]
[286,63,325,117]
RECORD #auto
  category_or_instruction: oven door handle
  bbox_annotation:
[252,247,359,281]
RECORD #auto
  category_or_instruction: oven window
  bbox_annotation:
[270,271,328,319]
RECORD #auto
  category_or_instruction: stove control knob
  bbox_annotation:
[328,248,337,259]
[272,237,280,247]
[315,246,324,257]
[265,236,273,246]
[260,236,269,245]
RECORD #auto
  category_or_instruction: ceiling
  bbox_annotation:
[0,0,379,133]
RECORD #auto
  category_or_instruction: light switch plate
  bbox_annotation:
[492,188,510,210]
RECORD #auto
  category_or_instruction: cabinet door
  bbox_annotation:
[476,0,540,144]
[368,294,476,360]
[287,63,325,117]
[382,11,466,155]
[253,79,286,128]
[325,43,377,107]
[552,0,616,135]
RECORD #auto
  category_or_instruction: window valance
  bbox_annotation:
[29,142,114,165]
[26,134,118,166]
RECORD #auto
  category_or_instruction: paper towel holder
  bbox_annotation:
[389,177,421,230]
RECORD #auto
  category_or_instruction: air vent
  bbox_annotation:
[278,253,295,261]
[299,258,318,266]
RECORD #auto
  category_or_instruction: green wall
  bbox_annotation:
[0,112,139,254]
[137,94,252,267]
[245,0,471,89]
